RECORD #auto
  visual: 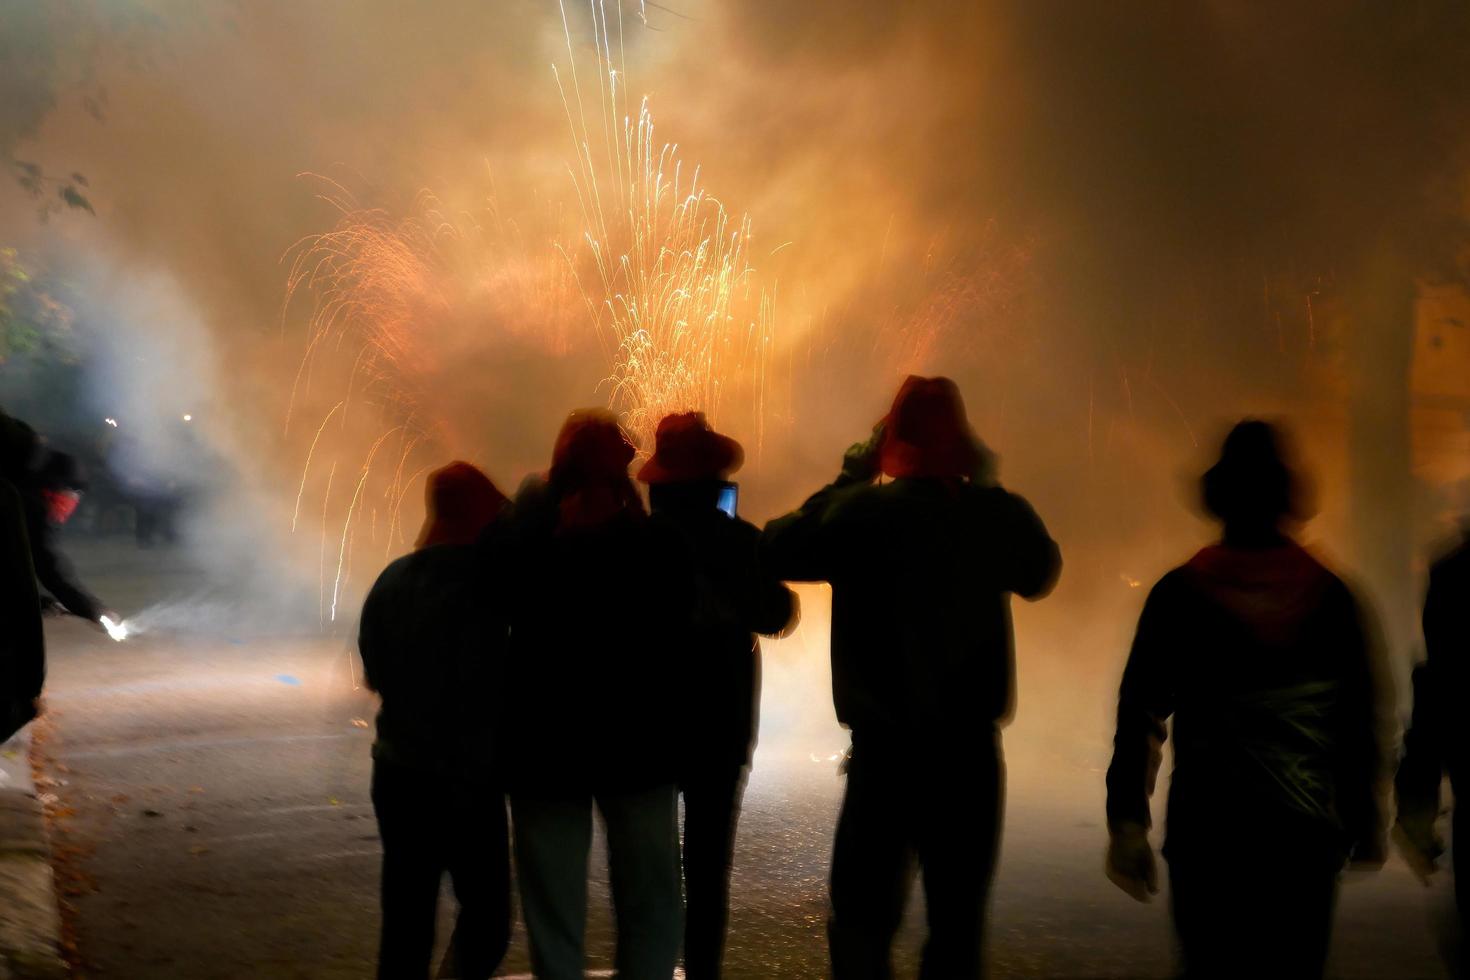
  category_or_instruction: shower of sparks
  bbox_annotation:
[283,0,779,622]
[553,0,777,450]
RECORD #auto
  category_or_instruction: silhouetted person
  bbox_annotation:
[1106,420,1389,980]
[0,411,44,741]
[762,376,1061,980]
[637,413,798,979]
[358,461,511,980]
[500,409,692,980]
[1395,521,1470,939]
[4,419,110,627]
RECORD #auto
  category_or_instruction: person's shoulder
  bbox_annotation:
[1430,536,1470,580]
[1143,564,1201,608]
[730,515,762,542]
[961,481,1039,513]
[371,548,428,585]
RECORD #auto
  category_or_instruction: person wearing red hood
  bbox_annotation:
[762,376,1061,980]
[0,415,112,628]
[498,409,694,980]
[1105,420,1390,979]
[638,412,797,980]
[358,461,510,980]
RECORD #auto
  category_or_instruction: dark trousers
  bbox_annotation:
[680,766,748,980]
[828,733,1003,980]
[1168,848,1338,980]
[372,760,511,980]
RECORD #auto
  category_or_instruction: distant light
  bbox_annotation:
[104,418,118,428]
[100,615,129,642]
[182,414,193,422]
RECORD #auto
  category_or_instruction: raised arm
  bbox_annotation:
[761,431,881,584]
[987,488,1061,600]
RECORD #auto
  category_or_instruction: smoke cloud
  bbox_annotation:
[4,1,1469,743]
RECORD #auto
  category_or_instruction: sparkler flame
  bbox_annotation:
[100,615,129,642]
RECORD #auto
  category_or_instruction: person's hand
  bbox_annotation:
[1392,820,1443,886]
[839,422,885,484]
[1105,824,1158,902]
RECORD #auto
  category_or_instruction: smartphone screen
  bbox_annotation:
[716,482,738,518]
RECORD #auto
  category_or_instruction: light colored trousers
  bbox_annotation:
[511,785,683,980]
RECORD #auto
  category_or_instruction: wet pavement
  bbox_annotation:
[34,540,1460,978]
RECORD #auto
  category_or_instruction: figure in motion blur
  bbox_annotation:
[1,416,113,629]
[1105,420,1390,980]
[638,412,798,979]
[358,461,512,980]
[0,409,45,742]
[499,410,692,980]
[762,376,1061,980]
[1395,515,1470,956]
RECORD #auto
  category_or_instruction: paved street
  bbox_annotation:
[32,540,1461,978]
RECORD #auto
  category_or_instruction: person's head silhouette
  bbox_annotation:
[1201,419,1309,546]
[415,461,507,549]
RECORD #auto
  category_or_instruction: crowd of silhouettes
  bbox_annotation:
[348,376,1470,980]
[6,376,1467,979]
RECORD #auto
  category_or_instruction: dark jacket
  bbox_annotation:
[1397,534,1470,820]
[357,541,501,777]
[761,474,1059,743]
[1,478,44,739]
[499,478,696,796]
[650,489,797,773]
[1106,544,1387,865]
[20,484,102,622]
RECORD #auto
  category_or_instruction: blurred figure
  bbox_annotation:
[762,376,1061,980]
[637,413,798,979]
[500,409,691,980]
[108,430,185,548]
[1395,520,1470,946]
[358,461,511,980]
[0,411,44,741]
[1105,420,1390,980]
[1,415,111,628]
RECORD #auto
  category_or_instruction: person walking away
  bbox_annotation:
[1105,420,1390,980]
[500,409,693,980]
[358,461,511,980]
[637,412,798,979]
[762,376,1061,980]
[0,412,44,741]
[1395,519,1470,955]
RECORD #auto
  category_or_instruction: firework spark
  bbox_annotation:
[554,0,776,450]
[283,0,780,621]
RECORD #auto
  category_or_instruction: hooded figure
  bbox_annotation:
[2,417,108,626]
[499,409,693,980]
[358,460,510,980]
[639,412,797,980]
[1105,420,1389,980]
[1394,520,1470,940]
[762,376,1060,980]
[0,411,44,742]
